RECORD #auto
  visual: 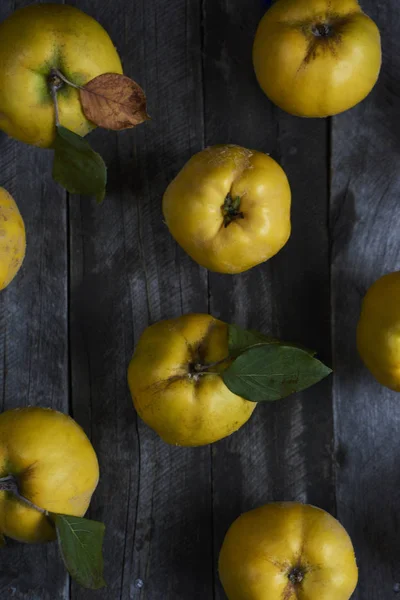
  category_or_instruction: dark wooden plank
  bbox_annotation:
[0,0,69,597]
[68,1,213,599]
[331,1,400,598]
[202,1,334,597]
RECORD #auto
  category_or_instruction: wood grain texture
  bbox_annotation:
[0,0,398,598]
[202,0,334,597]
[0,0,69,597]
[67,1,212,599]
[332,1,400,598]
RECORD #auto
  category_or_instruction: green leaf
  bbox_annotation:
[223,344,332,403]
[52,125,107,203]
[55,514,106,590]
[0,533,6,547]
[228,324,316,358]
[228,324,275,353]
[228,324,279,357]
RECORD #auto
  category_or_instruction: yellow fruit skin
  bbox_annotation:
[0,187,26,290]
[357,271,400,391]
[127,314,257,446]
[162,145,291,274]
[253,0,381,117]
[0,407,99,543]
[0,4,123,147]
[219,502,358,600]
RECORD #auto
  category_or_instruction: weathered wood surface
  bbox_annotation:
[0,0,398,599]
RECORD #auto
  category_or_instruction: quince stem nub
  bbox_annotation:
[51,68,81,90]
[48,68,80,128]
[222,194,244,228]
[48,70,63,126]
[0,474,48,516]
[192,357,229,373]
[51,85,60,126]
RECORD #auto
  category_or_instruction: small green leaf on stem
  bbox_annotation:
[223,343,332,402]
[52,125,107,203]
[0,533,6,547]
[55,514,106,590]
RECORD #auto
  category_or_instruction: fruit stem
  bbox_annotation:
[51,68,81,90]
[192,357,230,373]
[50,86,60,126]
[48,68,82,128]
[0,475,48,516]
[48,70,64,127]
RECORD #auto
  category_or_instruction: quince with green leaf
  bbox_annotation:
[128,314,332,446]
[0,407,106,590]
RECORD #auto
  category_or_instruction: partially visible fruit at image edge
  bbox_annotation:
[0,407,99,543]
[0,3,149,203]
[253,0,381,117]
[0,187,25,290]
[0,3,122,148]
[163,144,291,274]
[357,271,400,391]
[219,502,358,600]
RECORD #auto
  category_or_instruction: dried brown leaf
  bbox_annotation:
[79,73,149,131]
